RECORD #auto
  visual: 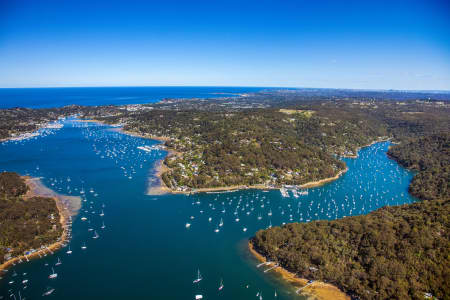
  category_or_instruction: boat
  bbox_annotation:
[81,243,87,250]
[101,221,106,229]
[218,278,224,291]
[66,246,72,254]
[185,223,191,228]
[81,216,87,221]
[99,210,104,217]
[42,288,55,296]
[137,145,153,152]
[193,269,202,283]
[55,257,62,266]
[48,268,57,279]
[219,218,223,227]
[243,227,247,232]
[93,231,99,239]
[195,295,203,300]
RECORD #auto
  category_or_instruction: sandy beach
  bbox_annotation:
[0,177,81,273]
[248,242,350,300]
[299,168,348,189]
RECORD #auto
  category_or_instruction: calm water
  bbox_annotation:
[0,119,416,300]
[0,86,266,109]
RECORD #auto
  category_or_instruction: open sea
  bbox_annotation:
[0,86,265,109]
[0,88,416,299]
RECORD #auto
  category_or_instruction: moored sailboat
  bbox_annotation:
[193,269,202,283]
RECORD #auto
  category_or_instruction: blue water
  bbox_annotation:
[0,86,266,109]
[0,119,416,300]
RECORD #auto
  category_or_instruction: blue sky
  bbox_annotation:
[0,0,449,90]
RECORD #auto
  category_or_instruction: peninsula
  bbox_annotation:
[0,172,80,272]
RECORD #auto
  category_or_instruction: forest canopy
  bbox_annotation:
[0,172,62,264]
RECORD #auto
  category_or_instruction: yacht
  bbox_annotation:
[193,269,202,283]
[42,288,55,296]
[218,278,224,291]
[48,268,57,279]
[55,257,62,266]
[66,246,72,254]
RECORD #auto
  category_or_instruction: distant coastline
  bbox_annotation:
[0,177,80,273]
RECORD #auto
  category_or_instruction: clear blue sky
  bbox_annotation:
[1,0,449,90]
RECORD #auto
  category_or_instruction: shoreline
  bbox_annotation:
[248,242,349,300]
[0,177,80,274]
[340,137,392,159]
[299,168,348,189]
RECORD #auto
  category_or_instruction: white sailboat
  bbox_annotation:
[48,268,57,279]
[55,257,62,266]
[93,231,99,239]
[42,287,55,296]
[193,269,202,283]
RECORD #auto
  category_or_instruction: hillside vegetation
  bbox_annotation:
[251,109,449,299]
[0,172,62,264]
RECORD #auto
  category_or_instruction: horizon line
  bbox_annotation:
[0,85,449,93]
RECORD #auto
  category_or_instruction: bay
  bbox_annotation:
[0,118,416,299]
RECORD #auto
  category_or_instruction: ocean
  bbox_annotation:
[0,86,265,109]
[0,116,416,299]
